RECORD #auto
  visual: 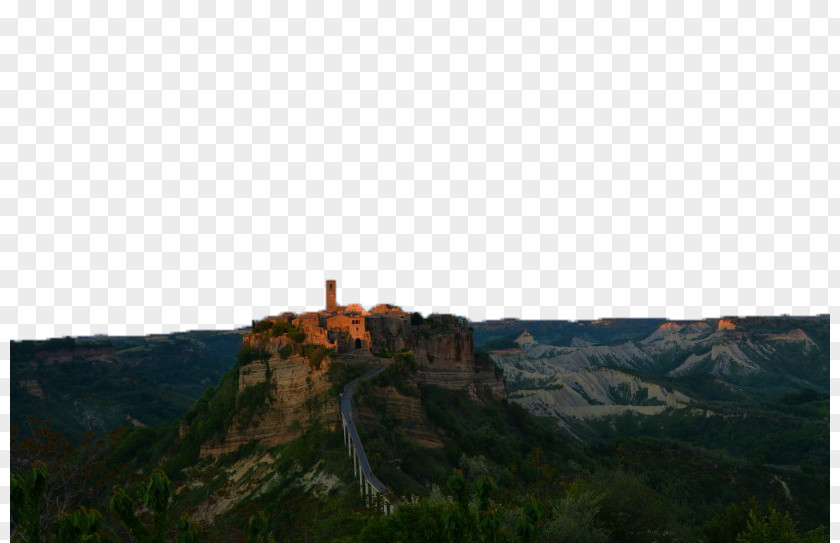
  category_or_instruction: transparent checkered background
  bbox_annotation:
[1,0,838,540]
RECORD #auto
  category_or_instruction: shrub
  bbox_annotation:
[238,344,270,367]
[237,382,272,425]
[286,329,306,344]
[278,344,294,359]
[736,506,827,543]
[252,319,274,334]
[394,350,417,373]
[302,345,334,369]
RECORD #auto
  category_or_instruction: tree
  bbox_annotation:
[444,470,474,543]
[109,469,199,543]
[13,463,198,543]
[703,502,750,543]
[544,488,608,543]
[51,508,111,543]
[474,479,502,543]
[11,462,49,543]
[247,512,276,543]
[736,506,827,543]
[516,499,542,543]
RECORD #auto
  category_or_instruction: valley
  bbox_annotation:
[10,301,829,542]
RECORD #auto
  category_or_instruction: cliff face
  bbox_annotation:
[35,344,117,365]
[198,314,506,457]
[366,316,412,353]
[411,326,505,400]
[357,316,507,450]
[199,335,337,458]
[357,386,445,448]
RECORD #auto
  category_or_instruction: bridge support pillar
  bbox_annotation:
[347,429,352,457]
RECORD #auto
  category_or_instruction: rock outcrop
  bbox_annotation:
[199,333,338,458]
[357,386,445,448]
[412,325,505,400]
[357,315,507,449]
[197,313,507,457]
[408,316,506,401]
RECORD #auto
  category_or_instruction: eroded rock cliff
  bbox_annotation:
[198,332,338,458]
[194,313,506,458]
[357,315,507,449]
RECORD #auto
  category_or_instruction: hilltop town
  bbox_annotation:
[258,279,412,354]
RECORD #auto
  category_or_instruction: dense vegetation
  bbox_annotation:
[11,331,244,443]
[13,407,828,542]
[11,316,829,542]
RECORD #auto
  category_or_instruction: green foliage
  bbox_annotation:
[585,406,828,469]
[575,468,687,543]
[251,319,300,337]
[51,507,107,543]
[476,335,519,351]
[515,499,542,543]
[352,471,517,543]
[11,462,49,543]
[393,350,417,372]
[11,331,242,443]
[422,314,470,333]
[237,381,272,426]
[247,512,276,543]
[176,515,199,543]
[108,468,199,543]
[12,464,197,543]
[421,386,586,474]
[251,319,274,334]
[326,360,364,397]
[164,370,239,476]
[736,506,827,543]
[237,344,271,367]
[544,488,609,543]
[271,320,292,337]
[372,350,418,397]
[302,344,334,369]
[287,328,306,344]
[410,312,425,326]
[12,317,830,542]
[703,502,751,543]
[109,470,173,543]
[354,499,450,543]
[108,424,178,472]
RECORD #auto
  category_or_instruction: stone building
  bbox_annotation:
[327,314,371,350]
[286,280,411,353]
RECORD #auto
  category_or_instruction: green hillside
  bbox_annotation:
[11,330,244,443]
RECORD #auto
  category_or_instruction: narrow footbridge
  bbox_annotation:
[341,364,399,514]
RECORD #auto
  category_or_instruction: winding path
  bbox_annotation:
[340,363,398,514]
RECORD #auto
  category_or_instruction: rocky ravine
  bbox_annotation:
[491,331,691,431]
[491,319,826,384]
[489,317,828,433]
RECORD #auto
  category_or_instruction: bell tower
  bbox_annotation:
[326,279,337,312]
